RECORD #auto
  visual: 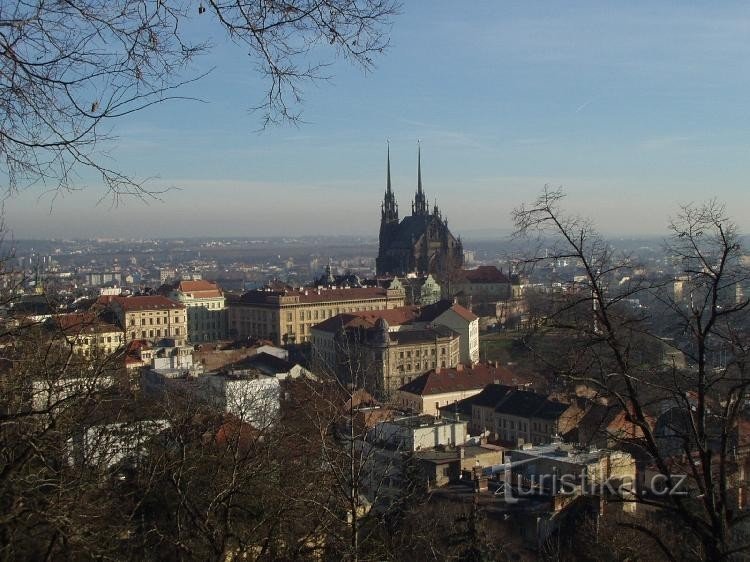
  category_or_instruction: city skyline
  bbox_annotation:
[4,0,750,239]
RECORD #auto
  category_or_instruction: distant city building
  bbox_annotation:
[170,280,228,343]
[85,272,121,287]
[376,145,464,277]
[228,284,406,345]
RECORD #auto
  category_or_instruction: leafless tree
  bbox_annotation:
[513,186,750,561]
[0,0,398,200]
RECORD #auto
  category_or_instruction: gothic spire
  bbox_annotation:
[413,140,427,215]
[386,140,392,195]
[381,141,398,224]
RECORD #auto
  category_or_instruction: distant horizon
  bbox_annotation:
[3,1,750,239]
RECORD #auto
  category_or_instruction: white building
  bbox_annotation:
[371,415,468,452]
[200,371,280,428]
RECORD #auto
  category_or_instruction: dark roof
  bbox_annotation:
[470,384,516,408]
[389,326,458,344]
[389,215,434,248]
[494,391,549,416]
[493,389,570,420]
[237,286,393,306]
[244,352,296,374]
[461,266,510,284]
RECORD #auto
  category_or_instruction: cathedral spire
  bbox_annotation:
[381,141,398,224]
[413,140,427,215]
[386,140,392,196]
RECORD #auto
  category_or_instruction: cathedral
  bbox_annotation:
[376,145,464,277]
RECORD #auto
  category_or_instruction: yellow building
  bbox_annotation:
[311,312,461,398]
[54,312,125,358]
[108,295,188,346]
[229,285,405,345]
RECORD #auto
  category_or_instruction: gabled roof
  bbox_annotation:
[312,307,420,334]
[494,391,549,417]
[244,352,296,375]
[469,384,517,408]
[398,363,529,396]
[493,389,570,420]
[54,312,122,335]
[419,301,478,323]
[389,325,458,344]
[460,266,510,284]
[177,280,223,298]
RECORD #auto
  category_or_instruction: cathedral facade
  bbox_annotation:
[376,145,464,277]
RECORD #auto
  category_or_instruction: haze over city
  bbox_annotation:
[5,0,750,239]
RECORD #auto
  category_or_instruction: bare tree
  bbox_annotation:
[513,187,750,561]
[0,0,398,199]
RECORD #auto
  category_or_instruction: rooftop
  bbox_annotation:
[237,286,397,306]
[460,266,510,284]
[399,363,530,396]
[177,279,223,298]
[111,295,184,312]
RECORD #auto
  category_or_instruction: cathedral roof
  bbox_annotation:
[389,214,444,249]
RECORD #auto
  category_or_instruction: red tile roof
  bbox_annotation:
[178,280,222,298]
[398,363,530,396]
[55,312,122,335]
[111,295,184,311]
[312,306,420,333]
[447,303,478,322]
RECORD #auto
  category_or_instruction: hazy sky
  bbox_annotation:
[5,1,750,239]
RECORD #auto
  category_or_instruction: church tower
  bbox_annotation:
[412,141,428,216]
[377,144,399,275]
[381,142,398,224]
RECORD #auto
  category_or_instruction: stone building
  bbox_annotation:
[376,144,464,277]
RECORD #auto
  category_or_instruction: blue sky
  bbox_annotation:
[5,0,750,239]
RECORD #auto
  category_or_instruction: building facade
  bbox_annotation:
[170,280,228,343]
[376,145,464,277]
[54,312,125,357]
[229,285,406,345]
[108,295,188,346]
[312,314,461,398]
